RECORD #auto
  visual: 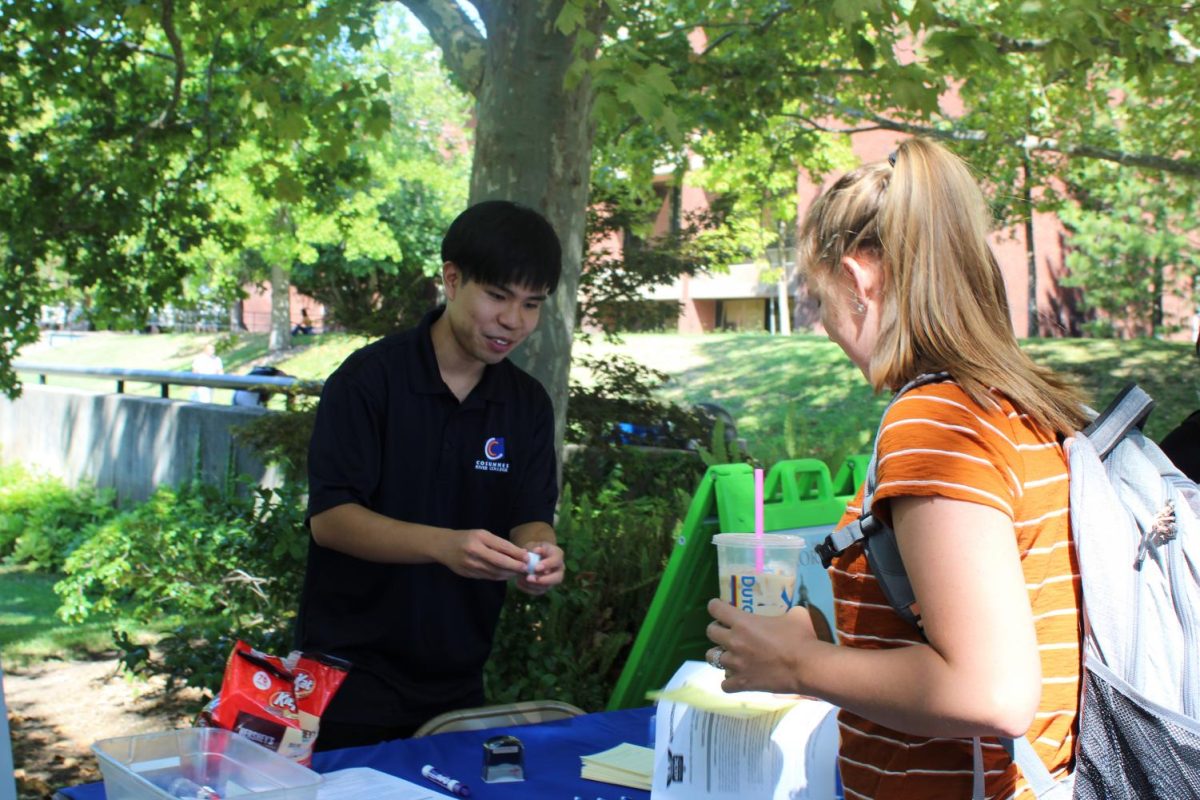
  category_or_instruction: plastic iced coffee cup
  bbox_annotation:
[714,532,805,616]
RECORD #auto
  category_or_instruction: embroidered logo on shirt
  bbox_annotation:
[484,437,505,460]
[476,437,510,473]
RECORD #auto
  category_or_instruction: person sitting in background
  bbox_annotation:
[232,365,287,408]
[292,308,315,336]
[1159,337,1200,481]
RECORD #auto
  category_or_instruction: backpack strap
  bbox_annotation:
[1082,383,1154,459]
[1010,735,1071,797]
[815,372,952,633]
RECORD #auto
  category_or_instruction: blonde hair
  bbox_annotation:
[800,138,1087,436]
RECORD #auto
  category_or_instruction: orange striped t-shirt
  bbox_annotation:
[832,382,1081,800]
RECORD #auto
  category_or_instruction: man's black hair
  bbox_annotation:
[441,200,562,294]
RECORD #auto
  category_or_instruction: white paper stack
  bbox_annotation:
[318,767,446,799]
[649,661,840,800]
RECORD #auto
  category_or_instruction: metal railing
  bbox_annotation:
[13,362,324,405]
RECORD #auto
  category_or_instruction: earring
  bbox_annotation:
[853,297,867,314]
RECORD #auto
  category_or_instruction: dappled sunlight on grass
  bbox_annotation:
[1023,338,1199,440]
[22,332,224,371]
[0,564,161,666]
[578,332,1199,463]
[274,332,373,381]
[578,332,888,464]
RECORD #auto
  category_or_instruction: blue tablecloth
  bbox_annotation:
[58,706,655,800]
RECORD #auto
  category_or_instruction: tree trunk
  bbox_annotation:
[268,263,291,352]
[468,3,600,469]
[1023,150,1038,338]
[1152,253,1164,335]
[776,278,792,335]
[229,300,246,332]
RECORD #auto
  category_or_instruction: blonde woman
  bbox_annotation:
[706,138,1086,798]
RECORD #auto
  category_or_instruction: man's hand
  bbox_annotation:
[439,528,530,580]
[514,541,565,595]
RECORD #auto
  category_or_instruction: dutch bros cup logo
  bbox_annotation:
[484,437,505,461]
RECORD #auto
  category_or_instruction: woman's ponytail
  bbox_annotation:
[802,137,1087,436]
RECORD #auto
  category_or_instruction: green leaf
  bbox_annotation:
[363,99,391,139]
[1043,39,1075,73]
[121,4,153,29]
[639,63,676,99]
[554,1,586,35]
[272,171,304,204]
[889,77,937,114]
[617,83,659,123]
[275,111,308,141]
[851,33,876,68]
[564,55,590,91]
[832,0,882,24]
[906,0,938,32]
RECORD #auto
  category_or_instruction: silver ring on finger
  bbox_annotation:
[708,646,726,671]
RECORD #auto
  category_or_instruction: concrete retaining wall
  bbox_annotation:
[0,385,279,502]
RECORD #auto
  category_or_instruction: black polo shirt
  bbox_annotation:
[296,308,558,728]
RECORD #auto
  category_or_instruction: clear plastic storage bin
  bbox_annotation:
[92,728,321,800]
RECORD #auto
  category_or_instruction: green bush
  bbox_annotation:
[758,402,875,474]
[55,478,309,692]
[484,465,691,712]
[0,464,117,570]
[567,353,713,450]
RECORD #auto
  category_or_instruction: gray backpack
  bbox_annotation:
[816,376,1200,799]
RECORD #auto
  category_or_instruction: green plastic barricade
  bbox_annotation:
[607,458,864,711]
[832,454,871,503]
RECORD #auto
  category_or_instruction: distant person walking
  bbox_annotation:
[190,343,224,402]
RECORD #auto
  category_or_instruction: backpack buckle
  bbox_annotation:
[816,514,883,568]
[815,538,838,569]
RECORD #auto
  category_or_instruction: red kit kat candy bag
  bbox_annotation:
[201,640,349,766]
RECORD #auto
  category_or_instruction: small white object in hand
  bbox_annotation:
[526,552,541,575]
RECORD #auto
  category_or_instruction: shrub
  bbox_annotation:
[760,402,874,474]
[55,478,309,692]
[0,465,117,571]
[567,353,713,450]
[484,467,691,712]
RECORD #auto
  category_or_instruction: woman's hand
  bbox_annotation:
[705,599,822,695]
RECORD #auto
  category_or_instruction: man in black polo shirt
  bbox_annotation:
[297,200,566,751]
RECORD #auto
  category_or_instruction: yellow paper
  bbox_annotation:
[580,765,652,791]
[647,666,803,718]
[580,742,654,790]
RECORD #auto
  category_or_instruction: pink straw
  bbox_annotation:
[754,468,765,572]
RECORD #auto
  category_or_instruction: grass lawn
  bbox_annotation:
[578,332,1200,460]
[0,563,144,666]
[15,330,371,408]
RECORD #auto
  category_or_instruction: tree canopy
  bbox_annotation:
[0,0,385,392]
[2,0,1198,409]
[401,0,1198,459]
